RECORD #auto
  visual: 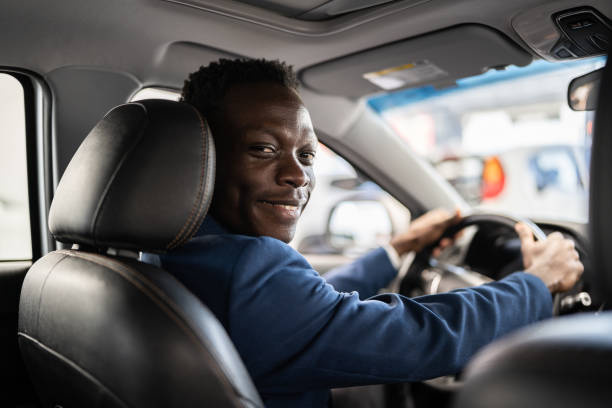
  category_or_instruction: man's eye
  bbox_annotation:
[300,151,316,163]
[250,145,276,155]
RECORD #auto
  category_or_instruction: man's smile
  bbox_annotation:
[258,199,305,220]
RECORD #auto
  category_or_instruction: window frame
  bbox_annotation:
[0,68,54,261]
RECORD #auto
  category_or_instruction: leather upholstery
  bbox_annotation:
[19,99,264,407]
[19,250,262,407]
[453,313,612,408]
[49,99,215,253]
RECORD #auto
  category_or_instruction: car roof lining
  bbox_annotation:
[231,0,399,21]
[165,0,432,35]
[146,41,243,88]
[1,0,609,94]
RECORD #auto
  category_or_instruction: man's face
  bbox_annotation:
[208,82,317,243]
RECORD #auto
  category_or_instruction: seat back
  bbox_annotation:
[18,99,263,407]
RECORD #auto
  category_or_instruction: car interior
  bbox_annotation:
[1,0,611,407]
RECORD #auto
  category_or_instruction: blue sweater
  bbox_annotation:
[143,217,552,407]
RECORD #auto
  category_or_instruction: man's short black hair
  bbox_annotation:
[181,58,299,117]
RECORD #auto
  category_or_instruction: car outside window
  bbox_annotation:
[0,73,31,260]
[369,57,606,222]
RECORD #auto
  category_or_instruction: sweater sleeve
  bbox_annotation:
[323,247,398,299]
[226,237,552,395]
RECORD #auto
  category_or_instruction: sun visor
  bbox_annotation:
[300,25,532,98]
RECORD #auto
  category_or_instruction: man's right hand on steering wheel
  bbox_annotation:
[516,222,584,294]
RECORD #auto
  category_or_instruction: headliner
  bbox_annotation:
[1,0,609,92]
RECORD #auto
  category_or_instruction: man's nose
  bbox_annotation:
[277,155,309,188]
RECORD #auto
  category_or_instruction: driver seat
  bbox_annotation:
[17,99,264,407]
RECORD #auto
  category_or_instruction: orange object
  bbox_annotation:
[482,156,505,199]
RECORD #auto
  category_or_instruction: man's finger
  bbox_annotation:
[515,222,534,247]
[439,237,452,248]
[548,231,564,240]
[441,208,462,229]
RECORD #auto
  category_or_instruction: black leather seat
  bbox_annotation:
[18,99,264,407]
[453,56,612,408]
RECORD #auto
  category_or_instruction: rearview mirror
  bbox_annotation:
[568,68,603,111]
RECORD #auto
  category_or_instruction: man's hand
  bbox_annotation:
[515,222,584,293]
[390,208,461,256]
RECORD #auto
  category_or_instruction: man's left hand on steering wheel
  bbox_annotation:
[389,208,462,256]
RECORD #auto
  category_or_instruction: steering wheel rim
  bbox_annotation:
[398,211,587,399]
[399,211,547,300]
[444,213,547,242]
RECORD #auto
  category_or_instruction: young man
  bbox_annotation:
[144,58,583,407]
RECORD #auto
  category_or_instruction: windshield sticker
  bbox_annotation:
[363,60,447,90]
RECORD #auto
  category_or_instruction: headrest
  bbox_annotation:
[49,99,215,253]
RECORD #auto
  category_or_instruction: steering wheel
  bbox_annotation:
[393,212,590,404]
[399,212,543,296]
[398,212,591,315]
[441,212,546,240]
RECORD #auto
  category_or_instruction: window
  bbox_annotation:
[292,144,410,263]
[370,57,605,222]
[0,73,31,260]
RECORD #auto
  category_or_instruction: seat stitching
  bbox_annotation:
[182,116,210,239]
[183,134,215,246]
[167,106,209,249]
[166,105,208,250]
[18,332,130,408]
[34,253,70,334]
[57,249,244,406]
[170,114,215,250]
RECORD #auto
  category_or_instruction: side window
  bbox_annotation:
[292,144,410,258]
[0,74,31,260]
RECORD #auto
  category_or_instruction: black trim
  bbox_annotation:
[1,68,54,261]
[588,54,612,308]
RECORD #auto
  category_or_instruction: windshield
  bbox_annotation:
[369,57,606,223]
